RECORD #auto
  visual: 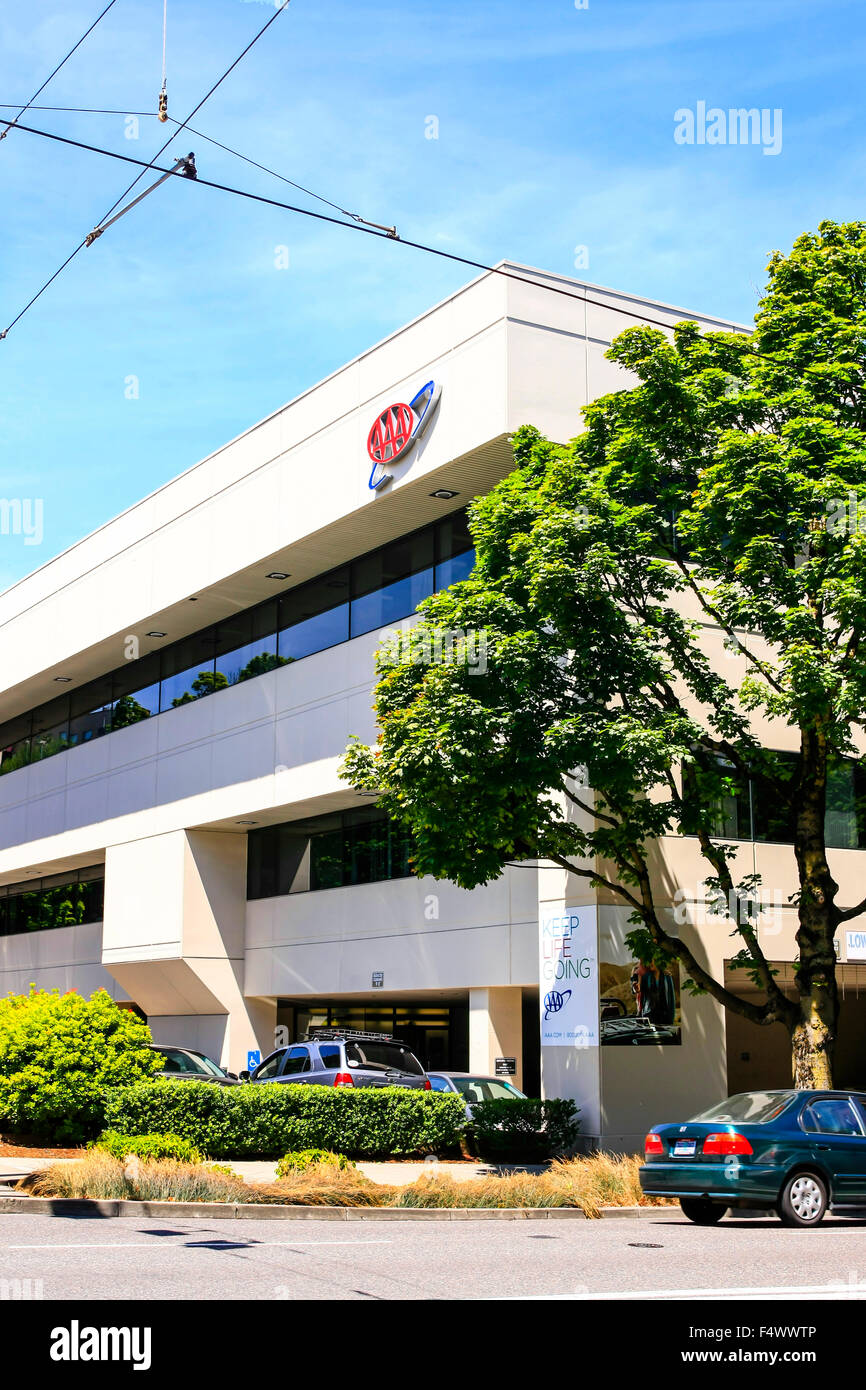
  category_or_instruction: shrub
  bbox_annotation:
[468,1098,580,1160]
[0,987,159,1143]
[91,1131,202,1164]
[276,1148,355,1176]
[104,1080,466,1159]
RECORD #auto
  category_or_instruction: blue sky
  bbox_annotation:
[0,0,863,588]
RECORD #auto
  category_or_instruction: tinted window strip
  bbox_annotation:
[0,510,473,778]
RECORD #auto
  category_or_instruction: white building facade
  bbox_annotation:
[7,263,847,1149]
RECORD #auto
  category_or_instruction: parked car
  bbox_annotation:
[640,1088,866,1227]
[241,1029,431,1089]
[428,1071,526,1120]
[148,1044,240,1085]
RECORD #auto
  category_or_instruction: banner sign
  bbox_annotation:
[539,904,598,1048]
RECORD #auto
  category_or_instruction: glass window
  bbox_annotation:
[249,810,413,898]
[802,1099,864,1136]
[111,653,160,728]
[428,1074,452,1093]
[281,1046,311,1075]
[278,571,349,663]
[253,1050,286,1080]
[344,1041,424,1075]
[154,1048,212,1076]
[318,1046,341,1070]
[452,1078,524,1102]
[30,696,71,762]
[160,632,220,709]
[0,712,32,776]
[214,603,284,686]
[309,815,346,892]
[691,1091,798,1124]
[69,677,113,746]
[435,513,475,589]
[351,533,435,638]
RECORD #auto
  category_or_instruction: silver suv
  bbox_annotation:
[242,1029,431,1090]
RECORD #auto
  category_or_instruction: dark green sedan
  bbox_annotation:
[639,1089,866,1227]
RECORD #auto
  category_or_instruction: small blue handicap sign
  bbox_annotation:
[247,1050,261,1071]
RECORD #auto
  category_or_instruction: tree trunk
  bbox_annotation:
[790,985,837,1089]
[791,725,839,1089]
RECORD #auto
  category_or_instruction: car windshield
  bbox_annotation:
[191,1054,228,1078]
[155,1048,226,1077]
[345,1042,424,1075]
[452,1078,525,1102]
[691,1091,797,1124]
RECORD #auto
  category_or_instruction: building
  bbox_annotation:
[3,264,866,1149]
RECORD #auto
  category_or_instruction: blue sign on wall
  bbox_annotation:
[247,1050,262,1072]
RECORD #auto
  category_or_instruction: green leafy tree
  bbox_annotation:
[343,220,866,1089]
[236,652,291,682]
[0,987,159,1141]
[110,693,152,729]
[171,670,229,706]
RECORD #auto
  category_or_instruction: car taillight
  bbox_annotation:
[644,1132,664,1156]
[703,1131,753,1155]
[333,1072,354,1087]
[423,1078,432,1090]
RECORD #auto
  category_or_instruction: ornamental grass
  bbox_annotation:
[19,1150,672,1214]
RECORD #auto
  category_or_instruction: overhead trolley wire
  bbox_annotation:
[0,99,397,231]
[0,103,153,116]
[0,119,759,348]
[0,0,121,144]
[166,117,397,235]
[0,0,293,339]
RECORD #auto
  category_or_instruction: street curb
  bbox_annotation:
[0,1195,673,1221]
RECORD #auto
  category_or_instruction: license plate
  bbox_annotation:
[672,1139,697,1157]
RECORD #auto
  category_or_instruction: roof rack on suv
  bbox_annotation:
[305,1027,395,1043]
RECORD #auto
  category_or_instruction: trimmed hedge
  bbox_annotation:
[104,1080,466,1159]
[469,1098,580,1160]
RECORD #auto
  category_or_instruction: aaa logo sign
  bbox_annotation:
[367,380,442,490]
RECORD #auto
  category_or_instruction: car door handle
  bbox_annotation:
[816,1143,831,1150]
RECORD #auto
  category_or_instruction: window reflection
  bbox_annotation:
[248,807,414,898]
[279,571,349,661]
[214,603,285,685]
[0,509,475,778]
[0,869,104,937]
[111,653,160,729]
[160,634,219,709]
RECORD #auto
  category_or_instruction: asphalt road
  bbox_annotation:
[4,1210,866,1300]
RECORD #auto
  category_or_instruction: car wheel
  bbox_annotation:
[778,1171,828,1227]
[679,1198,727,1225]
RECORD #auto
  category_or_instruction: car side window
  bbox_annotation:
[803,1099,864,1136]
[318,1046,341,1070]
[156,1049,182,1073]
[281,1046,311,1076]
[254,1049,287,1080]
[428,1075,451,1093]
